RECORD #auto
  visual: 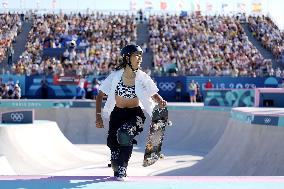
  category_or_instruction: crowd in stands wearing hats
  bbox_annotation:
[2,12,284,78]
[0,77,21,99]
[148,14,280,77]
[12,13,137,77]
[0,13,22,63]
[248,15,284,61]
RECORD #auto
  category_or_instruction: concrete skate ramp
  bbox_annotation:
[0,121,107,175]
[0,108,108,144]
[1,105,230,155]
[0,156,15,175]
[38,106,230,155]
[136,107,230,154]
[2,103,284,176]
[159,107,284,176]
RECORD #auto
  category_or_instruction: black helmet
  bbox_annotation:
[120,44,143,57]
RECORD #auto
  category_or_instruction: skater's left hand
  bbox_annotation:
[152,94,167,108]
[159,100,167,108]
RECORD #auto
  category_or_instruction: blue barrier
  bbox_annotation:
[0,74,282,100]
[25,75,75,99]
[42,47,87,58]
[0,100,95,108]
[204,89,255,107]
[154,76,282,102]
[24,75,106,99]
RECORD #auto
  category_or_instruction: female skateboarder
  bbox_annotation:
[96,44,166,181]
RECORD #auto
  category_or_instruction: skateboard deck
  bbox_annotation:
[143,106,171,167]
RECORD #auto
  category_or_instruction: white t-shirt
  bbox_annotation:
[99,69,159,117]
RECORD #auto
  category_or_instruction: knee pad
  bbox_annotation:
[117,128,134,146]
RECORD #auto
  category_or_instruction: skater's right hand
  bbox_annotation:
[96,114,104,128]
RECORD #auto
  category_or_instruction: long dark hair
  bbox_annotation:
[115,56,128,71]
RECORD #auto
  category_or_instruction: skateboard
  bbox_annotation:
[142,106,171,167]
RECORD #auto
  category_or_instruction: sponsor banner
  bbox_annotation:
[204,89,255,107]
[42,47,86,58]
[25,75,106,99]
[231,111,281,127]
[154,76,186,101]
[25,75,74,98]
[1,74,281,101]
[1,110,34,124]
[252,116,279,126]
[154,76,281,102]
[53,75,80,85]
[231,110,254,123]
[278,117,284,127]
[0,100,96,108]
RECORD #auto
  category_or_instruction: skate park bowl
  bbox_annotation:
[1,100,284,176]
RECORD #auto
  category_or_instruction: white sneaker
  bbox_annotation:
[115,176,129,181]
[116,166,128,181]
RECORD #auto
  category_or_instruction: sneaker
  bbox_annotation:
[116,166,128,181]
[115,176,129,181]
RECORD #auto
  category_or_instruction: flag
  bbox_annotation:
[206,2,213,12]
[222,3,228,9]
[195,2,200,12]
[51,0,56,9]
[36,0,40,9]
[20,0,24,8]
[2,0,7,8]
[252,3,262,13]
[130,0,137,11]
[237,3,246,12]
[144,0,153,10]
[160,1,167,10]
[176,0,186,10]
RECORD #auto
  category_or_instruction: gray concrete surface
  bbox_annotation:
[1,104,284,176]
[162,118,284,176]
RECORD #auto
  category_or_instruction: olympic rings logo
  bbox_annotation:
[159,82,176,91]
[10,113,24,122]
[264,117,271,124]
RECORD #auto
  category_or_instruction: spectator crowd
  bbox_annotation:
[0,77,21,99]
[0,12,283,80]
[148,14,279,77]
[248,15,284,61]
[0,13,22,63]
[11,13,137,76]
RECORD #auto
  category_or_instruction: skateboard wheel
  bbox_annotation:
[159,154,165,159]
[167,121,172,126]
[153,124,158,130]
